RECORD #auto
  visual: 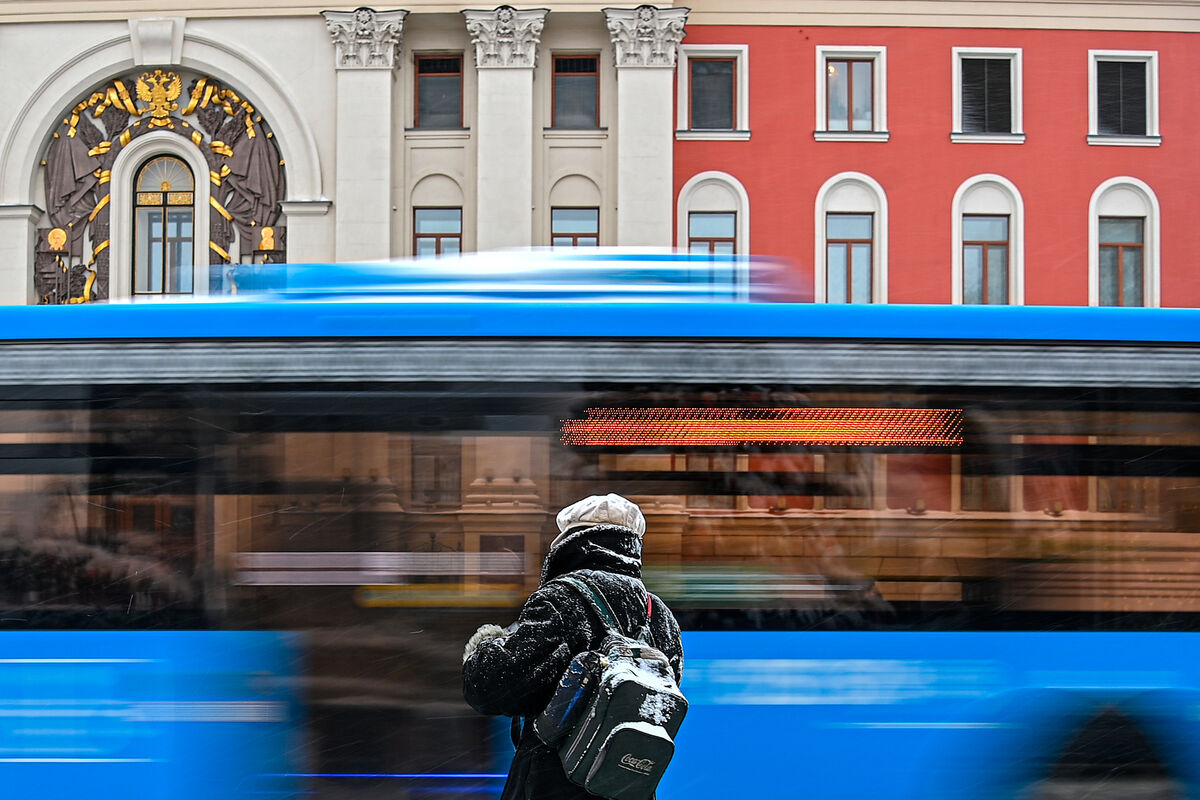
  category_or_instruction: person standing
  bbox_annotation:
[463,494,684,800]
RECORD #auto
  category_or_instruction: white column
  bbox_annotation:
[605,5,688,247]
[322,8,407,262]
[279,200,334,263]
[0,205,42,305]
[464,6,548,251]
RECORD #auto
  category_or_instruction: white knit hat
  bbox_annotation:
[553,493,646,547]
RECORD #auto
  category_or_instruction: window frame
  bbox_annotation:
[676,171,752,297]
[961,214,1010,305]
[676,44,750,141]
[108,132,212,300]
[687,211,738,255]
[952,47,1024,144]
[413,206,463,257]
[815,45,888,142]
[951,174,1024,306]
[550,207,600,247]
[414,53,464,130]
[1087,50,1160,146]
[1088,177,1160,307]
[131,155,196,296]
[814,172,888,303]
[551,54,600,130]
[1097,215,1145,307]
[824,212,874,304]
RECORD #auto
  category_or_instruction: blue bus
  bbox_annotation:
[1,289,1199,799]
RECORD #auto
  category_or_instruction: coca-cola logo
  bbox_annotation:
[619,753,655,775]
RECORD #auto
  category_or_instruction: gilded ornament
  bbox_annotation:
[47,228,68,252]
[258,227,276,250]
[136,69,182,127]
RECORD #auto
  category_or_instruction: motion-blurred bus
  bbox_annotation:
[3,257,1200,799]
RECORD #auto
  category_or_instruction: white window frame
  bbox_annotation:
[109,131,212,299]
[814,171,888,303]
[952,47,1024,144]
[1088,50,1160,146]
[815,45,888,142]
[951,174,1025,305]
[676,171,751,297]
[1088,176,1160,307]
[676,44,750,141]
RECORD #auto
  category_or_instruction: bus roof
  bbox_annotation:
[1,300,1197,344]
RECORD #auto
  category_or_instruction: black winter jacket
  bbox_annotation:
[462,524,684,800]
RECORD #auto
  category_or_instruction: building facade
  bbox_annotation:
[1,1,1197,306]
[0,1,689,305]
[675,0,1200,306]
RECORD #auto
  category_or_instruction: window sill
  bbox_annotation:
[1086,134,1162,147]
[676,129,751,141]
[950,132,1026,144]
[814,130,890,142]
[404,128,471,140]
[542,128,609,140]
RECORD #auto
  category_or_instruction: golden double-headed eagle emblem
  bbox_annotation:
[136,69,182,128]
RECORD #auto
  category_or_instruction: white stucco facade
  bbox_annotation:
[0,2,688,304]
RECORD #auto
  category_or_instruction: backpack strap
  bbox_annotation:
[558,575,621,633]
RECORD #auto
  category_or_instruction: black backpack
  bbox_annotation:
[533,573,687,800]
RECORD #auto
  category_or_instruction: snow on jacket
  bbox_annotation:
[462,523,684,800]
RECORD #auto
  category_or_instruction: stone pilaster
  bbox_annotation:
[279,200,334,263]
[604,5,688,246]
[463,6,548,251]
[0,205,44,305]
[322,7,408,261]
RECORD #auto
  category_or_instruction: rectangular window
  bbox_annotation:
[816,46,887,140]
[823,453,873,510]
[826,213,873,303]
[1088,51,1158,144]
[553,55,599,129]
[689,58,735,130]
[415,55,462,129]
[688,212,736,255]
[826,59,873,131]
[961,454,1011,511]
[962,215,1009,304]
[551,208,599,247]
[414,207,462,257]
[411,436,461,509]
[1098,217,1144,306]
[677,45,749,139]
[960,58,1012,134]
[1096,60,1147,136]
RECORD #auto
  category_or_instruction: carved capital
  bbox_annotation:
[604,5,689,68]
[462,6,549,69]
[321,7,409,70]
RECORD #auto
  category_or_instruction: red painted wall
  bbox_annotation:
[674,26,1200,306]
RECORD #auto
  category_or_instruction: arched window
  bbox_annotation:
[1089,177,1160,307]
[677,171,751,297]
[815,172,887,303]
[548,174,602,247]
[952,174,1024,305]
[132,156,196,295]
[411,173,465,257]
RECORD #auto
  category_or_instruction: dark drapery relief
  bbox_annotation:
[36,70,287,304]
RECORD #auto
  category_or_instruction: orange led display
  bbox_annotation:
[561,408,963,447]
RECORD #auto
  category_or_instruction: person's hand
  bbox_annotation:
[463,623,507,663]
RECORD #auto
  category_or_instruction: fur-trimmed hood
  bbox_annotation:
[539,523,643,587]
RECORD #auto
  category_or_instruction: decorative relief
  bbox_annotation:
[462,6,548,69]
[604,5,689,68]
[321,7,408,70]
[36,70,287,304]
